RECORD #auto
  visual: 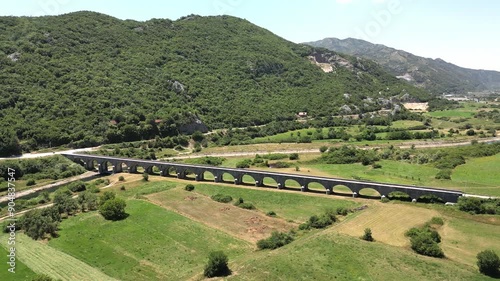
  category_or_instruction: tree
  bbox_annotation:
[53,191,78,216]
[477,250,500,276]
[99,198,127,220]
[99,191,116,206]
[362,228,374,241]
[0,129,21,157]
[78,191,98,212]
[203,251,231,278]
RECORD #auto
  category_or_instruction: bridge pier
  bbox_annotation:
[214,176,221,183]
[160,169,168,177]
[84,161,94,171]
[177,172,185,179]
[113,164,123,174]
[195,174,204,181]
[234,178,240,185]
[352,192,358,198]
[277,182,285,189]
[326,188,333,195]
[301,185,308,192]
[129,166,137,173]
[98,163,108,174]
[255,181,263,187]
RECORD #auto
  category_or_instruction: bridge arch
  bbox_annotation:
[240,174,257,185]
[358,187,382,198]
[332,184,353,196]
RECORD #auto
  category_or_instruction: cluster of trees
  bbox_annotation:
[98,191,127,221]
[318,145,379,165]
[0,155,85,182]
[405,219,444,258]
[457,197,500,215]
[0,12,432,153]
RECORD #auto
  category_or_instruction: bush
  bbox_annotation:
[238,202,256,210]
[118,176,125,181]
[203,251,231,278]
[266,211,277,217]
[380,197,390,203]
[372,163,382,169]
[235,159,252,168]
[211,194,233,203]
[257,231,294,250]
[336,207,349,216]
[406,223,444,258]
[435,169,452,180]
[99,198,127,221]
[142,172,149,181]
[319,146,328,153]
[388,191,411,202]
[410,233,444,258]
[457,197,500,215]
[418,194,444,204]
[429,217,444,226]
[289,153,299,160]
[69,181,86,192]
[120,185,126,191]
[184,184,195,191]
[477,250,500,276]
[26,179,36,186]
[361,228,374,241]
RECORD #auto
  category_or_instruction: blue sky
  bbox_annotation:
[3,0,500,71]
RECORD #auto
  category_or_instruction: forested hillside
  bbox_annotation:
[0,12,430,153]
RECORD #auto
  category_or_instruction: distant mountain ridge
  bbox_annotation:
[305,37,500,94]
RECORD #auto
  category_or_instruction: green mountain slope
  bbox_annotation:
[0,12,429,150]
[305,37,500,94]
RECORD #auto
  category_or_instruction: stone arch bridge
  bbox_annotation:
[62,153,463,203]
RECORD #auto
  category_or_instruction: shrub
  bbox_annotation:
[211,194,233,203]
[388,191,411,202]
[235,159,252,168]
[361,228,374,241]
[476,250,500,276]
[410,233,444,258]
[203,251,231,278]
[289,153,299,160]
[372,163,382,169]
[26,179,36,186]
[69,181,86,192]
[319,146,328,153]
[266,211,277,217]
[184,184,195,191]
[257,231,294,250]
[336,207,349,216]
[238,202,256,210]
[142,172,149,181]
[120,185,126,191]
[381,197,390,203]
[99,198,127,221]
[429,217,444,226]
[418,194,444,204]
[435,169,452,180]
[118,176,125,181]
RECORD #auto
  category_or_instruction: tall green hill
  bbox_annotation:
[0,12,430,151]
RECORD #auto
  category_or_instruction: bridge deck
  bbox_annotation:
[62,153,463,196]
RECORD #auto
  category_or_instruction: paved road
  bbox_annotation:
[0,171,99,204]
[165,137,500,160]
[0,147,99,160]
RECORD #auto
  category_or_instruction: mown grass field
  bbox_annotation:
[0,246,38,281]
[0,233,117,281]
[48,199,251,281]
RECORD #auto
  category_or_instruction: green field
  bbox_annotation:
[452,154,500,195]
[191,184,358,222]
[229,231,491,281]
[48,199,251,281]
[0,246,38,281]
